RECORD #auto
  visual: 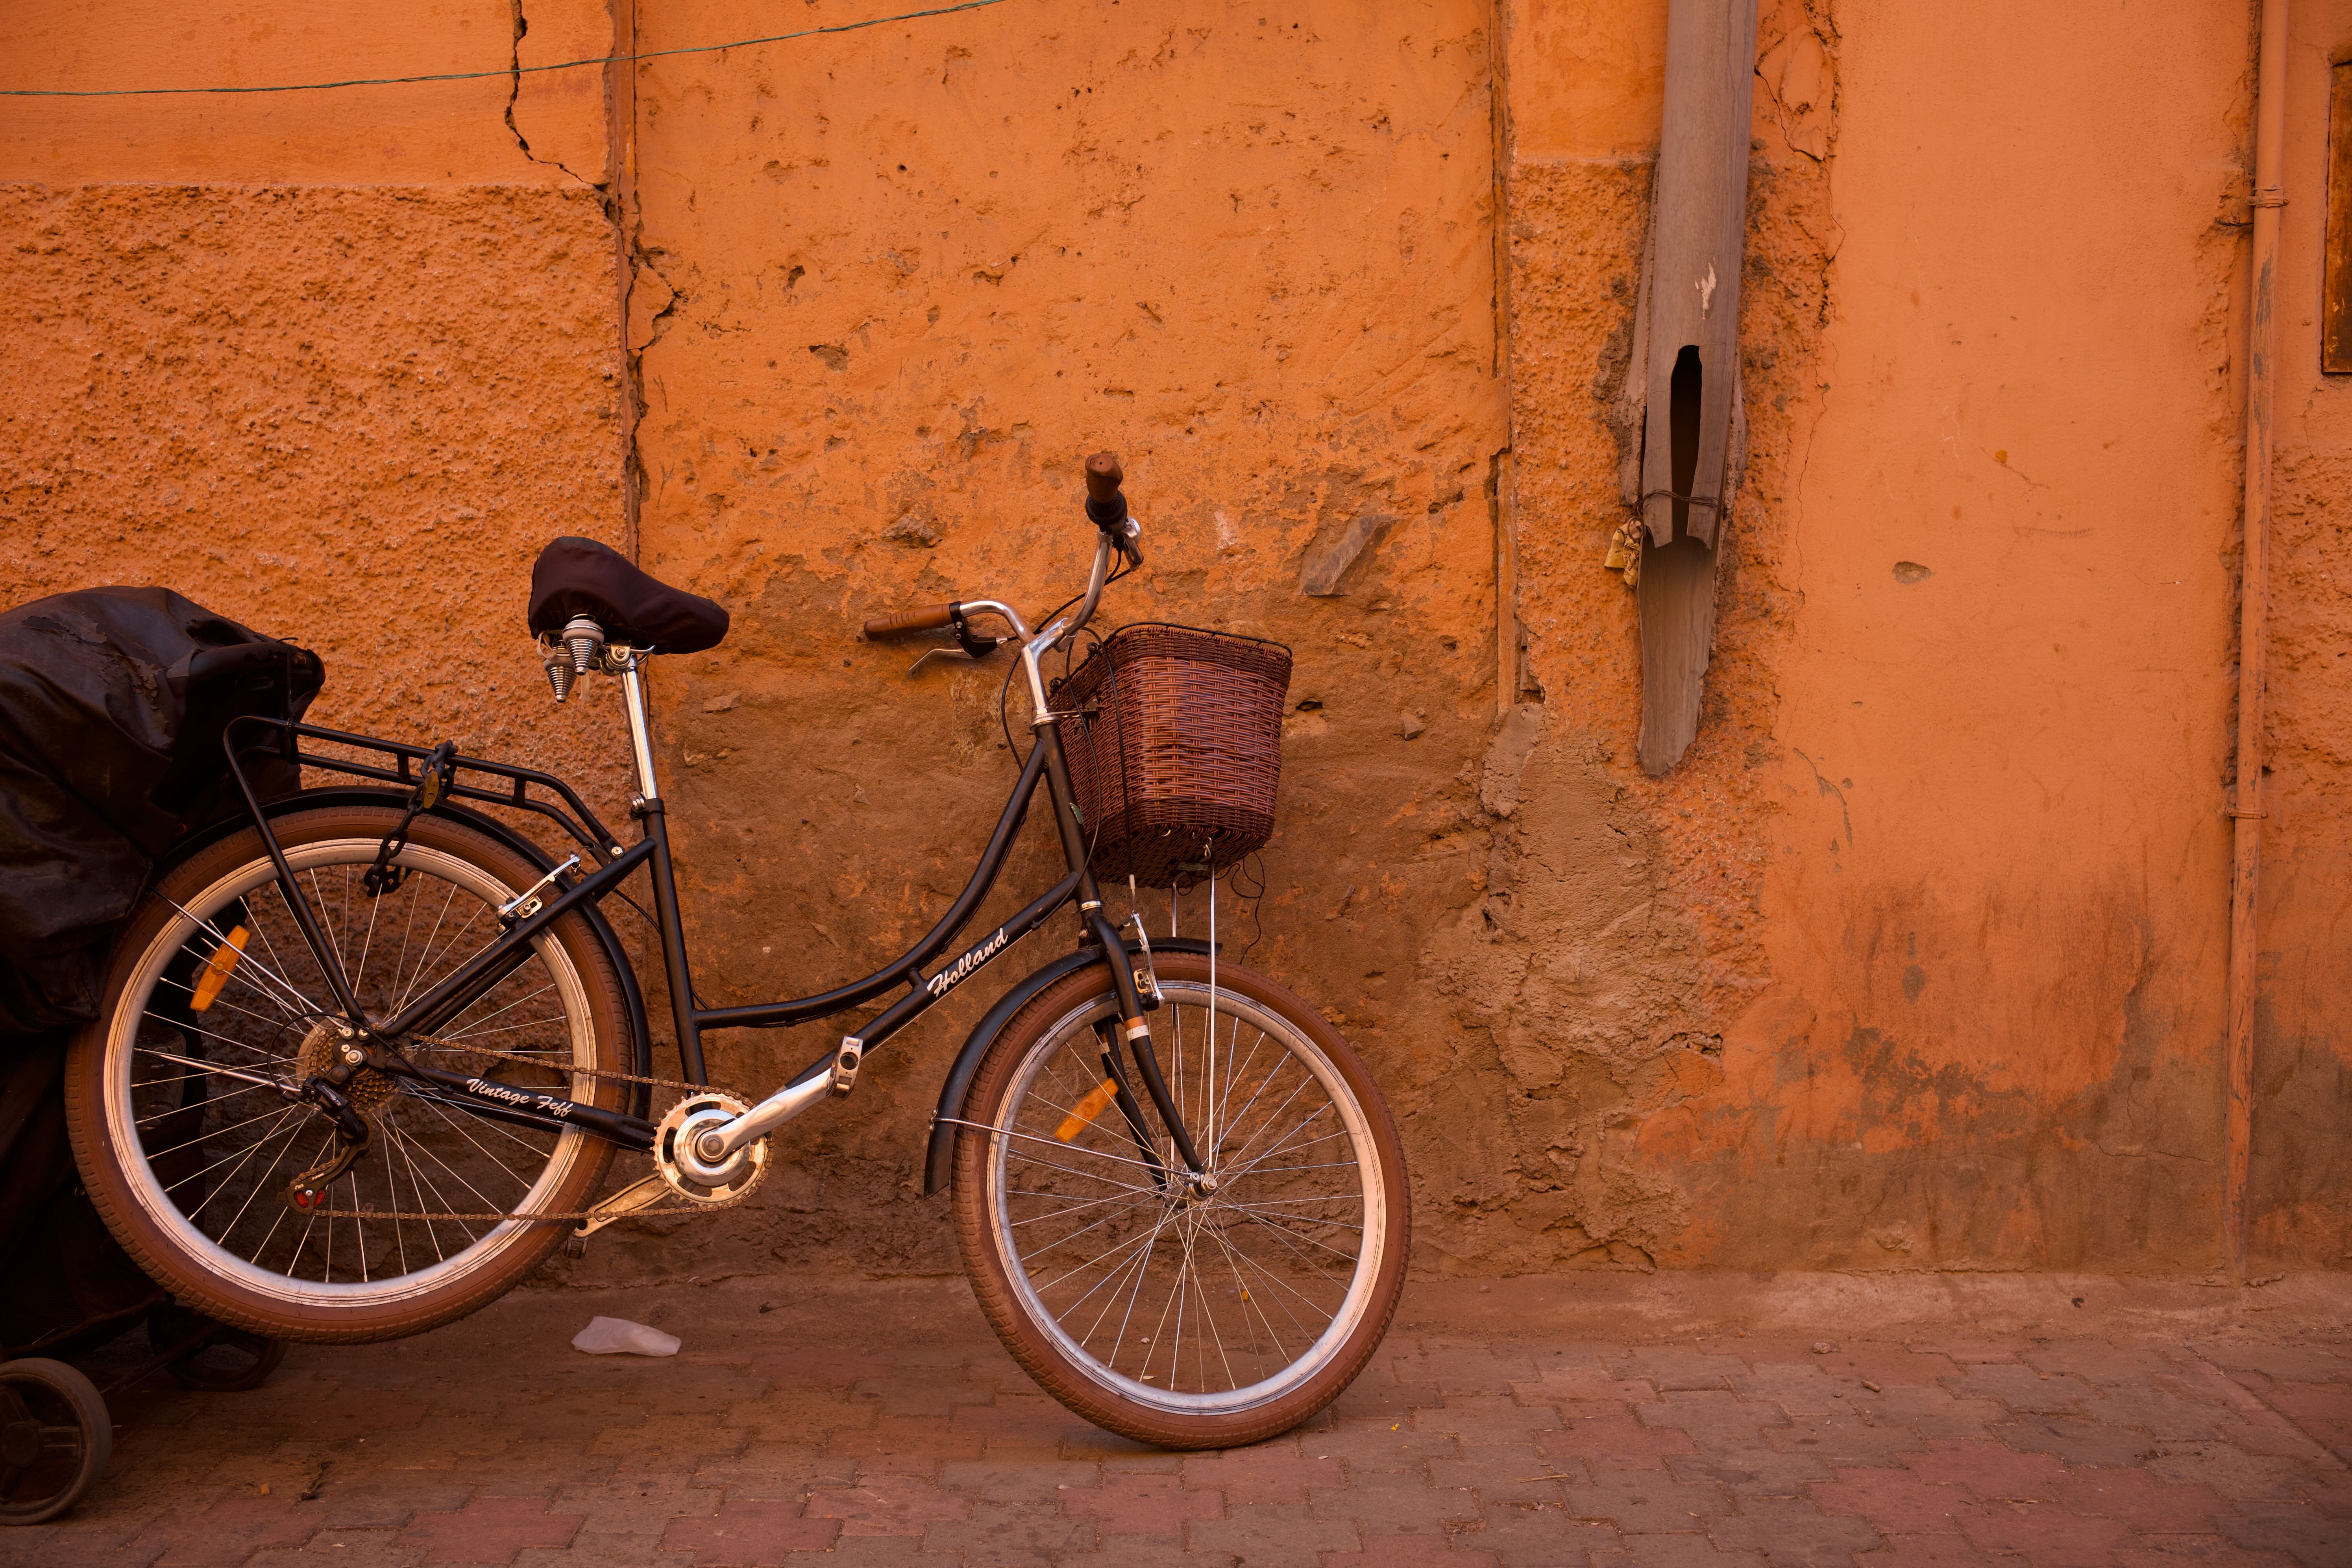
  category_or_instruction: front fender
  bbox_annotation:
[922,937,1215,1196]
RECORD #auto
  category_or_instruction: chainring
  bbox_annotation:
[654,1092,768,1204]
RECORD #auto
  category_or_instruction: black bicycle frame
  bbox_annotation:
[215,701,1182,1165]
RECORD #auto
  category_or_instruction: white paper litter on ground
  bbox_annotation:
[570,1316,679,1356]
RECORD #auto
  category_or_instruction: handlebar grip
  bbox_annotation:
[1084,451,1124,503]
[1084,451,1127,527]
[863,603,957,638]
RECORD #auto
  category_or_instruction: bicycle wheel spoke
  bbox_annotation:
[246,897,327,1020]
[151,969,306,1040]
[165,1110,306,1198]
[389,866,425,1010]
[385,1119,481,1248]
[216,1109,312,1247]
[1214,1229,1326,1339]
[1232,1208,1354,1284]
[436,981,559,1042]
[1016,1186,1169,1268]
[1007,1185,1161,1227]
[142,1099,307,1164]
[398,1111,515,1221]
[411,1098,543,1205]
[1216,1066,1316,1172]
[1074,1208,1170,1372]
[1220,1117,1347,1185]
[1204,1220,1290,1364]
[429,1013,567,1047]
[967,1122,1167,1184]
[353,869,384,1000]
[391,878,464,1014]
[1027,1206,1174,1299]
[134,1077,278,1125]
[137,1013,296,1069]
[305,869,343,979]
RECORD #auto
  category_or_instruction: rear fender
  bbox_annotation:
[923,936,1215,1196]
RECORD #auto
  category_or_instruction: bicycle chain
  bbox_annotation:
[288,1035,768,1225]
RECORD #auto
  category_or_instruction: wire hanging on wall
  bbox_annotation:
[1,0,1021,98]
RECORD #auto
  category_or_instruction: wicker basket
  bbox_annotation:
[1051,623,1293,889]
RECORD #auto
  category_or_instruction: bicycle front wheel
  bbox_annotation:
[952,952,1409,1449]
[63,802,628,1344]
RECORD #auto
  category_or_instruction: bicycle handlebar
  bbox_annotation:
[862,453,1138,646]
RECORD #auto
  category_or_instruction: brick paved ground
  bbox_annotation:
[11,1270,2350,1566]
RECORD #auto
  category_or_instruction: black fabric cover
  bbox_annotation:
[0,1033,159,1358]
[527,536,730,654]
[0,588,324,1034]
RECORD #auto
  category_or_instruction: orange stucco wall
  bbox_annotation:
[5,0,2344,1280]
[2,0,635,824]
[2254,0,2352,1266]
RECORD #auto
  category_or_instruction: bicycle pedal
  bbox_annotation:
[829,1037,863,1095]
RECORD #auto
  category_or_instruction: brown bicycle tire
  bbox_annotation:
[951,952,1409,1450]
[63,803,627,1344]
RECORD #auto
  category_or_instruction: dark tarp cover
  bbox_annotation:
[0,588,324,1035]
[0,1031,159,1357]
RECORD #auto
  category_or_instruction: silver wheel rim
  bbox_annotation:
[101,837,599,1309]
[985,979,1387,1416]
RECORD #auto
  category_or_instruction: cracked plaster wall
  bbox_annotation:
[606,0,1515,1282]
[605,0,2351,1283]
[2,3,634,839]
[6,0,2347,1288]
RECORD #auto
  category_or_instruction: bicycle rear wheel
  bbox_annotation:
[952,952,1409,1449]
[63,803,627,1343]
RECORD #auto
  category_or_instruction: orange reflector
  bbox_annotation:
[1055,1078,1121,1142]
[190,925,250,1013]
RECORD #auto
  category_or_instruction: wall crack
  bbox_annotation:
[507,0,601,191]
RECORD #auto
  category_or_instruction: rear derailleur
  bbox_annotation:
[281,1020,396,1212]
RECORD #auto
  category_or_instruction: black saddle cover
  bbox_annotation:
[527,538,729,654]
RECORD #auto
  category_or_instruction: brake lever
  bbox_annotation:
[906,605,1011,675]
[906,640,1008,676]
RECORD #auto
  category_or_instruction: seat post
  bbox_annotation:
[618,654,660,802]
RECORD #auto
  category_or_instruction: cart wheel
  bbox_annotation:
[147,1303,287,1393]
[0,1357,111,1525]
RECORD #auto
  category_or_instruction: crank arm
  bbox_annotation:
[572,1172,671,1239]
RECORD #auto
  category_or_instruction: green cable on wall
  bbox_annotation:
[1,0,1018,98]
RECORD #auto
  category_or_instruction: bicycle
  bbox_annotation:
[61,454,1410,1449]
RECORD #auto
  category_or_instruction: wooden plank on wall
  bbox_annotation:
[2324,60,2352,374]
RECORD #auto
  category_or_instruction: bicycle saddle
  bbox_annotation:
[527,537,730,654]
